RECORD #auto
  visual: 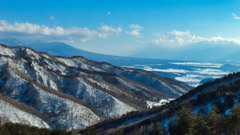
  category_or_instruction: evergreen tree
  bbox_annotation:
[205,106,221,135]
[194,114,209,135]
[149,123,164,135]
[173,108,196,135]
[226,104,240,135]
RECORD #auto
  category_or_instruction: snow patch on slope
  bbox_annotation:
[147,99,174,108]
[56,57,105,72]
[0,45,15,56]
[63,77,136,118]
[35,84,101,130]
[4,70,100,130]
[0,98,50,128]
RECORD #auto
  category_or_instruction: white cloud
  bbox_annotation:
[107,11,111,15]
[98,25,122,38]
[0,20,122,42]
[232,13,240,20]
[153,30,240,47]
[126,24,143,37]
[50,16,55,20]
[170,30,190,36]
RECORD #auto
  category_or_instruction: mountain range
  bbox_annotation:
[0,44,191,130]
[1,39,240,134]
[1,39,240,66]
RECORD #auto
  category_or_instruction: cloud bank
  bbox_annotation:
[153,30,240,47]
[0,20,122,42]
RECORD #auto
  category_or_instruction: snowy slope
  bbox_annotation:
[0,98,50,128]
[0,44,191,130]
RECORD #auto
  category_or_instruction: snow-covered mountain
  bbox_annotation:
[0,44,191,130]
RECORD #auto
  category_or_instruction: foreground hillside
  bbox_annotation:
[77,72,240,135]
[0,122,71,135]
[0,44,191,130]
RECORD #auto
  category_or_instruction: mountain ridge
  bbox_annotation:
[0,44,191,130]
[77,72,240,134]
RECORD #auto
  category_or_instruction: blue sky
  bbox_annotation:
[0,0,240,56]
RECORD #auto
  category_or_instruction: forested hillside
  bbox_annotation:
[77,72,240,135]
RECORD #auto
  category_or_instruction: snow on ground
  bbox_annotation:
[35,84,101,130]
[64,77,136,118]
[30,61,59,90]
[1,47,135,127]
[143,66,189,73]
[0,45,15,56]
[0,98,50,128]
[11,48,41,61]
[122,66,135,68]
[0,57,8,66]
[41,59,67,74]
[56,58,83,68]
[56,57,105,72]
[41,54,51,59]
[147,99,170,108]
[6,58,60,91]
[24,48,41,60]
[3,69,101,130]
[171,62,223,68]
[109,96,136,117]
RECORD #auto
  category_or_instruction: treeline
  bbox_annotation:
[101,83,240,135]
[0,122,71,135]
[169,104,240,135]
[74,104,240,135]
[80,78,240,135]
[126,104,240,135]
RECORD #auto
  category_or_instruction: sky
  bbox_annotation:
[0,0,240,56]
